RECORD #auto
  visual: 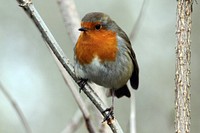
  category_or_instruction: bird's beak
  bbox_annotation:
[78,27,87,32]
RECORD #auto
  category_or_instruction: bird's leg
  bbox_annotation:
[77,78,88,93]
[102,89,115,122]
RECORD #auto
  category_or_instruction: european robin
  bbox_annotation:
[74,12,139,121]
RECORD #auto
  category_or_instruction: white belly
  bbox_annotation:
[75,55,133,89]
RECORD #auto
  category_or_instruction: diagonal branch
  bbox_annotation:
[129,0,147,41]
[48,45,97,133]
[0,82,32,133]
[61,100,92,133]
[57,0,80,44]
[61,108,84,133]
[15,0,123,132]
[61,69,97,133]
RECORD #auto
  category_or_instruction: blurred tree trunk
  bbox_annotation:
[175,0,192,133]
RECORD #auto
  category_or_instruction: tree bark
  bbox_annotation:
[175,0,192,133]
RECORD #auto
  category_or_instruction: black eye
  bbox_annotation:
[95,24,101,30]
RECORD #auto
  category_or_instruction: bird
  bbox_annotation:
[74,12,139,121]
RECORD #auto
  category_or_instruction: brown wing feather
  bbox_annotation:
[117,25,139,89]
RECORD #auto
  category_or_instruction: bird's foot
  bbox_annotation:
[102,106,114,123]
[19,0,32,7]
[77,78,88,93]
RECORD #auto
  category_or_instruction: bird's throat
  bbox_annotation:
[75,30,118,65]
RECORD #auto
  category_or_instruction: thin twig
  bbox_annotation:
[61,100,92,133]
[92,85,112,133]
[128,1,147,132]
[0,82,32,133]
[129,0,147,41]
[15,0,123,132]
[62,74,97,133]
[57,0,80,44]
[130,89,136,133]
[48,45,97,133]
[61,109,84,133]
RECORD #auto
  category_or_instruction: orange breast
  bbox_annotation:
[75,29,118,65]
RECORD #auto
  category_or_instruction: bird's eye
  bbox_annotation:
[95,24,101,30]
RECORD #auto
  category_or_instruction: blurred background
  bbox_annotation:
[0,0,200,133]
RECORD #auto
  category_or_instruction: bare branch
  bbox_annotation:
[48,46,96,133]
[128,1,147,131]
[57,0,80,44]
[130,90,136,133]
[0,82,32,133]
[61,109,84,133]
[61,73,97,133]
[175,0,192,132]
[61,100,93,133]
[129,0,147,41]
[15,0,124,132]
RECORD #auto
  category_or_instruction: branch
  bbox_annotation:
[0,82,32,133]
[61,108,84,133]
[129,0,147,41]
[60,65,97,133]
[128,1,147,132]
[130,90,136,133]
[48,46,96,133]
[175,0,192,132]
[57,0,80,44]
[15,0,123,132]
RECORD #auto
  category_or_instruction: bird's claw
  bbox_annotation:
[102,107,114,123]
[19,0,32,7]
[77,78,88,93]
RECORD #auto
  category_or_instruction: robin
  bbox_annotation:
[74,12,139,121]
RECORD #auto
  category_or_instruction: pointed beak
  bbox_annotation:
[78,27,87,32]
